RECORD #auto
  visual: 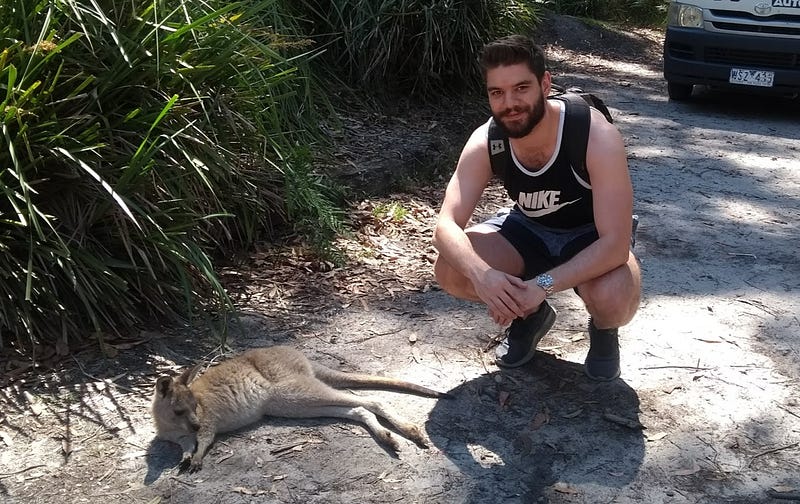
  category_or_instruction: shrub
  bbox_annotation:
[289,0,543,96]
[546,0,669,25]
[0,0,334,352]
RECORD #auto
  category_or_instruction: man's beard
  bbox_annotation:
[493,93,546,138]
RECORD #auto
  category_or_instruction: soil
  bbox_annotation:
[2,15,800,504]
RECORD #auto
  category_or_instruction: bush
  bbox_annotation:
[0,0,336,352]
[289,0,544,96]
[546,0,669,25]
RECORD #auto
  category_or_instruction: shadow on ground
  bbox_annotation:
[427,352,644,502]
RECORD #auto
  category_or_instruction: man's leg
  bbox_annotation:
[433,223,556,369]
[433,224,526,301]
[576,251,641,380]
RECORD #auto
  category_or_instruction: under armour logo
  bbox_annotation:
[490,140,505,155]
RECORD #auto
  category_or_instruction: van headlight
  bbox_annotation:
[668,2,703,28]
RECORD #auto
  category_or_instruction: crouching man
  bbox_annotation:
[432,35,641,380]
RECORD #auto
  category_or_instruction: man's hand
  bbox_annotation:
[488,277,547,326]
[472,269,528,324]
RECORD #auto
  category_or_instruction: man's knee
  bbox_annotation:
[578,268,641,327]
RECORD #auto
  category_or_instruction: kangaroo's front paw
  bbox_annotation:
[178,455,192,473]
[188,455,204,472]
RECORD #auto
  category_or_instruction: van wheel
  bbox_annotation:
[667,82,693,101]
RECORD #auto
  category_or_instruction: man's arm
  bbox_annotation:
[534,109,633,295]
[432,123,527,321]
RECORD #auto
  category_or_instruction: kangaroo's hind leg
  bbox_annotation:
[273,380,428,449]
[295,404,402,452]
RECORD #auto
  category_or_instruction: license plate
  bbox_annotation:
[729,68,774,87]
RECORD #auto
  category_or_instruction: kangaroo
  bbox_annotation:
[151,346,449,471]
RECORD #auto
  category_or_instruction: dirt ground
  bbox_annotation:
[2,16,800,504]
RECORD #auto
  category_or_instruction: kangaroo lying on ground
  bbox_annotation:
[151,346,449,471]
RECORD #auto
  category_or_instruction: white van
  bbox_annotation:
[663,0,800,100]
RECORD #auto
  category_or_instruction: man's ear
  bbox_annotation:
[156,376,173,398]
[542,70,552,97]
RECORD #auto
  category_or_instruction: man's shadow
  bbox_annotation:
[426,352,645,503]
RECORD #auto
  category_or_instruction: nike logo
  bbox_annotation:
[517,190,580,217]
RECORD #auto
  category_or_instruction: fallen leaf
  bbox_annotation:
[603,411,644,430]
[530,409,550,430]
[772,486,797,493]
[553,482,579,494]
[0,430,13,447]
[232,486,268,496]
[646,432,668,441]
[498,390,510,408]
[671,460,700,476]
[562,408,583,419]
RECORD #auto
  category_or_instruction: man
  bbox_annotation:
[432,35,641,381]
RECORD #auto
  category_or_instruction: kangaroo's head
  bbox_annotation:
[151,365,202,444]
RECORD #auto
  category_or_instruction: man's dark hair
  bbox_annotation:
[479,35,547,81]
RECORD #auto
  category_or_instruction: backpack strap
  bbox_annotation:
[556,93,592,184]
[487,118,511,180]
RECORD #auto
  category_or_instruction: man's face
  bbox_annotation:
[486,63,549,138]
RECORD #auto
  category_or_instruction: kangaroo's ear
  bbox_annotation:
[178,364,203,386]
[156,376,173,397]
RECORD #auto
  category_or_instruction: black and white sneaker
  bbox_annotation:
[495,301,557,368]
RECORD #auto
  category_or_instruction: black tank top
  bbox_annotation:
[487,96,595,229]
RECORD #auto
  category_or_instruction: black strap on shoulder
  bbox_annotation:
[556,93,592,184]
[487,118,511,180]
[487,94,593,184]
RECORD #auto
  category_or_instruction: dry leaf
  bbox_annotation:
[772,485,797,493]
[562,408,583,419]
[498,390,510,408]
[603,411,644,430]
[232,486,268,496]
[671,461,700,476]
[646,432,668,441]
[530,409,550,430]
[0,430,13,447]
[553,482,579,494]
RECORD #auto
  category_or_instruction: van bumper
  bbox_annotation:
[663,27,800,94]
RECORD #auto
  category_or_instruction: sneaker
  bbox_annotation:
[584,318,620,381]
[495,301,556,368]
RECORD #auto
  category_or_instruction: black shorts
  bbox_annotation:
[480,207,599,280]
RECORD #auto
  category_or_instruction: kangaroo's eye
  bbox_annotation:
[174,409,186,416]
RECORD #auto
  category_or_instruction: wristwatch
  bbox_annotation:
[535,273,555,297]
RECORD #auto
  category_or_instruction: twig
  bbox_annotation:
[727,252,757,259]
[776,403,800,421]
[640,365,713,371]
[767,490,800,501]
[0,464,47,478]
[748,442,799,468]
[70,356,137,393]
[270,440,309,455]
[348,328,403,344]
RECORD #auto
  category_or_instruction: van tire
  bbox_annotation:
[667,82,693,101]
